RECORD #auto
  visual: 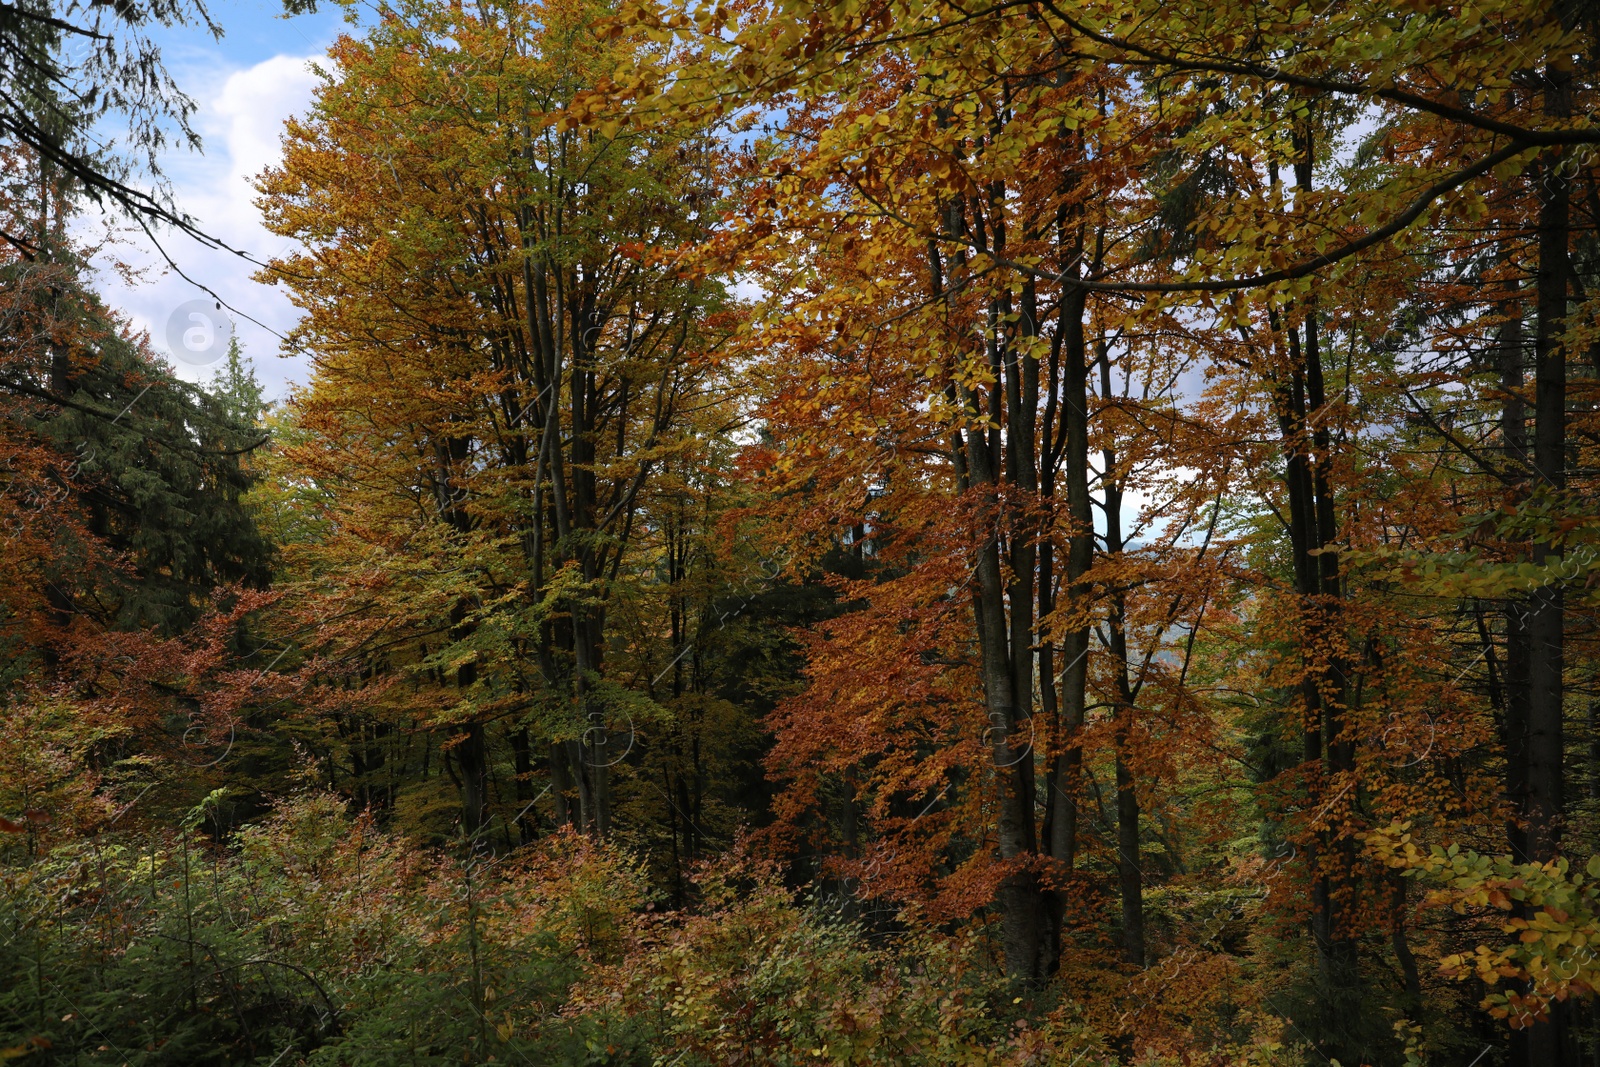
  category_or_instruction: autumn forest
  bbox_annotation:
[3,0,1600,1063]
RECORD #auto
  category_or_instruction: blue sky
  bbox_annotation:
[88,1,356,398]
[154,0,347,72]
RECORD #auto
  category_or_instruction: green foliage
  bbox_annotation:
[1367,822,1600,1027]
[0,795,648,1065]
[0,799,1078,1066]
[8,0,1600,1063]
[35,324,274,633]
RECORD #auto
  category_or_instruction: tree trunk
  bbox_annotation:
[1049,283,1092,895]
[1497,304,1533,867]
[1526,73,1569,868]
[936,197,1057,981]
[1099,343,1143,967]
[509,727,539,845]
[1526,66,1573,1067]
[457,720,489,842]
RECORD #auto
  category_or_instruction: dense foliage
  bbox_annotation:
[4,0,1600,1063]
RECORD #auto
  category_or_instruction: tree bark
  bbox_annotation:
[1525,65,1573,1067]
[1097,341,1144,967]
[1049,277,1093,895]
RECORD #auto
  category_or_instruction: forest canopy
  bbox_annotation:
[3,0,1600,1064]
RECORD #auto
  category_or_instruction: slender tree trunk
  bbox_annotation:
[1303,305,1358,985]
[968,437,1046,980]
[1390,870,1422,1011]
[1527,74,1569,867]
[549,742,575,827]
[509,727,539,844]
[935,200,1053,980]
[1049,195,1100,940]
[1498,306,1533,867]
[1098,342,1144,967]
[1049,286,1092,886]
[1494,324,1532,1067]
[457,720,489,842]
[1111,734,1143,966]
[1272,130,1359,1001]
[1526,66,1573,1067]
[446,589,490,842]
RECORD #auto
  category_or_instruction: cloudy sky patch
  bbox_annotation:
[86,2,348,398]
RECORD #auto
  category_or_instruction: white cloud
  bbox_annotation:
[87,52,325,399]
